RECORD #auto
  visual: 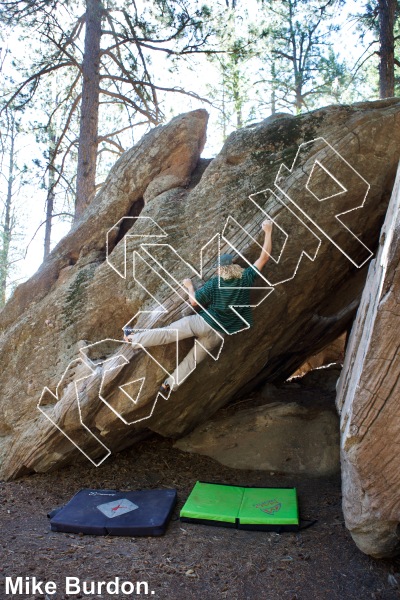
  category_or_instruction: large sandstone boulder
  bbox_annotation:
[336,164,400,558]
[1,100,400,482]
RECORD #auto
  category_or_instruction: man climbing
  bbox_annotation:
[124,219,273,395]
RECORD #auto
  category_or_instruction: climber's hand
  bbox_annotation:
[262,219,273,233]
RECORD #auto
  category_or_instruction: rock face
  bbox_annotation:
[292,333,346,377]
[336,164,400,558]
[1,100,400,482]
[298,364,343,393]
[175,381,340,476]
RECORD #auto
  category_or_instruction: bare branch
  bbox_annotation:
[99,73,212,106]
[351,39,379,73]
[271,49,294,62]
[45,72,81,129]
[39,28,83,69]
[48,94,81,165]
[98,123,140,137]
[352,50,380,81]
[0,61,75,112]
[23,213,74,259]
[98,136,125,154]
[99,88,158,122]
[101,34,158,130]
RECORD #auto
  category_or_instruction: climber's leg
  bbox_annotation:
[164,314,223,391]
[127,315,198,348]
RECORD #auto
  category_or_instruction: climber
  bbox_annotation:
[123,219,273,395]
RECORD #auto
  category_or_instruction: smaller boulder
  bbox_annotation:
[174,395,339,476]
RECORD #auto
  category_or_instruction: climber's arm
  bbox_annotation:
[182,278,198,307]
[253,219,273,272]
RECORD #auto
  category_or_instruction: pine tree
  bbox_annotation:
[0,109,27,306]
[205,1,259,143]
[355,0,400,98]
[0,0,214,219]
[255,0,347,113]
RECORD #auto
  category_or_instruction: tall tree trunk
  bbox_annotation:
[232,54,243,129]
[295,84,303,114]
[75,0,103,220]
[44,125,56,260]
[378,0,397,98]
[0,119,15,307]
[271,60,277,115]
[222,73,228,141]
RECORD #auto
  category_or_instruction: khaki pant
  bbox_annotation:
[129,314,223,391]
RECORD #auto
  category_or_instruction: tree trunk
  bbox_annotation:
[232,54,243,129]
[0,118,15,307]
[75,0,103,220]
[222,75,228,141]
[378,0,397,98]
[294,93,302,113]
[44,125,56,260]
[271,60,277,114]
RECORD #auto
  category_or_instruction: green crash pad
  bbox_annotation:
[180,482,299,531]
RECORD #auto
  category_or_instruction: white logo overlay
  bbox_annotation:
[96,499,139,519]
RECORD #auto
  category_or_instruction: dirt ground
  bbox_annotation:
[0,435,399,600]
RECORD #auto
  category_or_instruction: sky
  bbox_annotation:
[0,0,375,296]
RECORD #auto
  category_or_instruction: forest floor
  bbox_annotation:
[1,435,400,600]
